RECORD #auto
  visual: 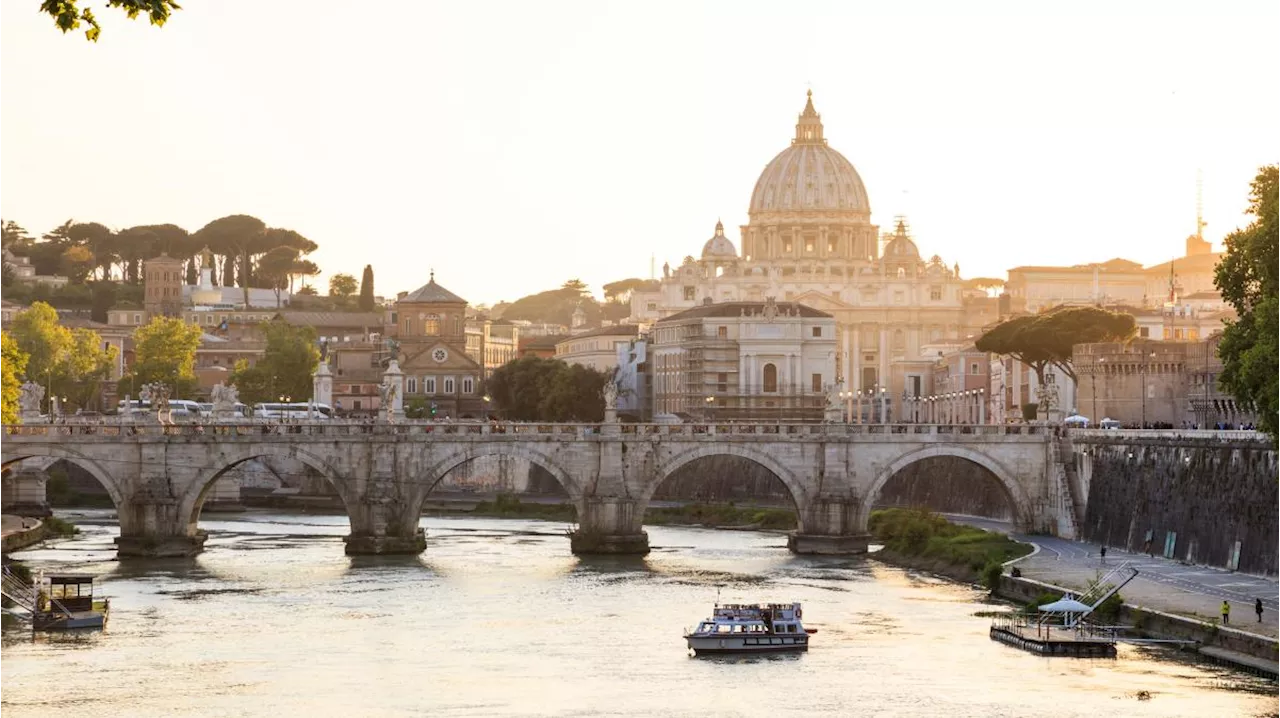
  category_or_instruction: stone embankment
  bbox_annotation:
[1,515,48,553]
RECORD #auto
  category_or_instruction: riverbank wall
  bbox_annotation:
[1074,433,1278,575]
[1,517,48,553]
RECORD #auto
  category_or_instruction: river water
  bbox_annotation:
[3,510,1275,718]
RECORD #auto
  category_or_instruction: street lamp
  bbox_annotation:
[879,387,888,425]
[704,394,715,421]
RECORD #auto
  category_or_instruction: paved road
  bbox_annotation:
[945,514,1280,638]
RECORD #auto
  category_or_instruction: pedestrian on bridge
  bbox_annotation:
[1256,598,1264,623]
[1221,600,1230,626]
[1099,545,1107,565]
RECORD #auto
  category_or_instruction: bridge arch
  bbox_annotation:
[410,444,584,514]
[861,445,1031,528]
[1,447,126,508]
[647,443,810,510]
[178,444,352,531]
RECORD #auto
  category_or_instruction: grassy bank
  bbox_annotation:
[459,495,797,531]
[869,508,1033,587]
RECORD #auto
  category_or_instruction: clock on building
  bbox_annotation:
[432,348,448,363]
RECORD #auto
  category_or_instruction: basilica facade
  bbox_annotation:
[630,92,997,421]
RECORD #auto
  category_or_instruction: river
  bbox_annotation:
[2,510,1275,718]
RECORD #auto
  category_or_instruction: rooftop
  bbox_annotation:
[656,300,832,323]
[273,311,385,328]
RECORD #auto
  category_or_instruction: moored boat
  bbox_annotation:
[684,602,814,655]
[32,573,110,631]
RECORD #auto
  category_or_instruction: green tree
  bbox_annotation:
[501,284,602,326]
[328,273,357,298]
[8,302,114,410]
[2,332,29,424]
[40,0,182,42]
[289,258,320,294]
[483,356,608,422]
[119,316,203,397]
[601,277,659,304]
[67,222,115,280]
[1214,165,1278,439]
[359,264,375,311]
[60,245,96,284]
[256,246,299,308]
[230,320,319,403]
[194,215,264,305]
[2,220,34,253]
[976,306,1136,385]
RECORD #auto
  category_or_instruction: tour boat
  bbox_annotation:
[684,602,815,655]
[32,573,110,631]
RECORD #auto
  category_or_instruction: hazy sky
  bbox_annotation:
[2,1,1275,306]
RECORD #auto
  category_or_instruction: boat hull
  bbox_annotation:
[686,634,809,655]
[34,611,107,631]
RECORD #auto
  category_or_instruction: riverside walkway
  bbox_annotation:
[951,515,1279,640]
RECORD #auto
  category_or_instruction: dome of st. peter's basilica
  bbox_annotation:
[748,90,870,217]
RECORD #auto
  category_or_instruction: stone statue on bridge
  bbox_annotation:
[378,379,399,422]
[824,381,844,423]
[602,380,618,412]
[210,382,239,421]
[18,382,44,420]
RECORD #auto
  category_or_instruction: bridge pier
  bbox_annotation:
[2,467,52,518]
[569,497,649,555]
[788,496,869,555]
[115,501,207,558]
[343,496,427,556]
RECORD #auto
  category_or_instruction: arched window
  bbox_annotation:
[424,315,440,335]
[763,363,778,393]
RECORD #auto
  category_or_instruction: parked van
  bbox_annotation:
[252,402,333,420]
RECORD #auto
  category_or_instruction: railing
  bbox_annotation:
[2,421,1053,439]
[1070,428,1265,441]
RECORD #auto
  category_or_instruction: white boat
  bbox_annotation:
[684,602,815,655]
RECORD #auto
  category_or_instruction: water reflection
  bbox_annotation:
[2,511,1274,718]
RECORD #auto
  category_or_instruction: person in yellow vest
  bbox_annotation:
[1221,600,1230,625]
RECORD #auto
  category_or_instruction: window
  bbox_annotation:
[646,302,657,312]
[683,286,696,301]
[407,377,417,393]
[390,312,397,324]
[425,377,436,394]
[133,313,141,324]
[717,326,728,339]
[463,377,474,394]
[444,377,455,394]
[784,241,793,253]
[930,287,942,301]
[717,372,728,393]
[971,363,980,374]
[425,316,440,335]
[805,239,814,253]
[763,363,778,393]
[812,373,822,392]
[353,400,362,410]
[828,238,837,253]
[894,291,904,304]
[812,327,821,337]
[1140,327,1150,338]
[352,384,363,393]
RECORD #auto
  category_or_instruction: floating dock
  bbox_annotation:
[990,618,1117,658]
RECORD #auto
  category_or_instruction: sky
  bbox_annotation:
[2,0,1276,306]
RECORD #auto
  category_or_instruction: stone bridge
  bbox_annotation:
[1,421,1059,558]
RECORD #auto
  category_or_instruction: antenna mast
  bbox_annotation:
[1195,169,1206,239]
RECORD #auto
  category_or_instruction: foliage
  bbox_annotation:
[868,508,1033,575]
[359,265,375,311]
[483,355,609,422]
[601,277,658,303]
[119,316,202,397]
[295,285,318,296]
[965,277,1006,291]
[1020,402,1038,423]
[982,560,1005,591]
[40,0,182,42]
[404,396,429,420]
[2,220,34,253]
[60,245,95,283]
[1214,165,1278,439]
[328,273,357,298]
[975,306,1136,384]
[229,320,319,404]
[2,332,28,424]
[8,302,116,410]
[256,246,299,307]
[501,284,602,327]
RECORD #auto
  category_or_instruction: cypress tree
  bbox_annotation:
[359,264,375,311]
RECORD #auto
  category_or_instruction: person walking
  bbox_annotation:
[1221,600,1230,626]
[1099,545,1107,565]
[1256,598,1264,623]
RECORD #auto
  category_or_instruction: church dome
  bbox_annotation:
[748,91,870,216]
[882,217,920,261]
[700,220,737,259]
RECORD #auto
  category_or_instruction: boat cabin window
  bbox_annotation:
[774,624,784,632]
[716,624,732,633]
[49,581,92,599]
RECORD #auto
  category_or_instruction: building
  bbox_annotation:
[629,92,986,424]
[651,298,836,422]
[518,334,565,359]
[1,299,25,323]
[2,248,68,287]
[143,253,185,317]
[614,336,652,422]
[1005,258,1149,313]
[922,345,991,423]
[554,325,639,373]
[464,319,520,379]
[1186,333,1258,428]
[388,272,484,418]
[1073,341,1192,428]
[988,356,1077,425]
